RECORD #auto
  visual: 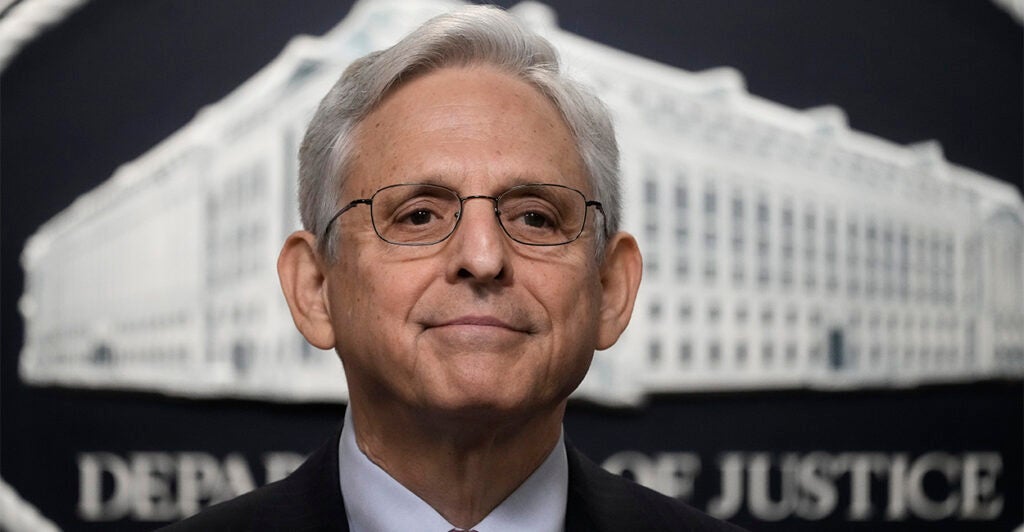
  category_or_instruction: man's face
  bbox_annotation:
[322,66,606,419]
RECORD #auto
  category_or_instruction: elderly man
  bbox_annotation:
[166,5,744,531]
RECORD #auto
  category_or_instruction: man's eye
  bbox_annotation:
[403,209,434,225]
[521,211,551,228]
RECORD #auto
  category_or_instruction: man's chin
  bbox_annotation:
[420,388,558,427]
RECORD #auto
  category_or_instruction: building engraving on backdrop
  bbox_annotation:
[18,0,1024,405]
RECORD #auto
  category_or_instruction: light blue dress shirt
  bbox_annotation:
[338,408,568,531]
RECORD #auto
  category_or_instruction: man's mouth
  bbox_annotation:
[425,315,531,334]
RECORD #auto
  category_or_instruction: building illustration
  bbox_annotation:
[18,0,1024,405]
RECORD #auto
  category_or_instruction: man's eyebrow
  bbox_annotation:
[405,174,562,191]
[407,175,447,187]
[503,174,553,187]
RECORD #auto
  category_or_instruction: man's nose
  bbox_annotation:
[445,197,510,283]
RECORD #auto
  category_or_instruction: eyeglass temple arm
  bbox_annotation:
[322,198,372,239]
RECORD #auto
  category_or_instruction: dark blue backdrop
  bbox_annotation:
[2,1,1021,530]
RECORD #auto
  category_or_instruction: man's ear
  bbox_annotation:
[596,232,643,350]
[277,230,336,350]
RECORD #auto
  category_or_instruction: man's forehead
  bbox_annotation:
[362,67,569,142]
[343,66,589,197]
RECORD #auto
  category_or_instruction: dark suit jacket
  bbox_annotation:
[160,429,746,531]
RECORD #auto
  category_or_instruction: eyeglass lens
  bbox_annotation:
[370,184,587,245]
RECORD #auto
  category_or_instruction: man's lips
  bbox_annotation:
[424,315,531,333]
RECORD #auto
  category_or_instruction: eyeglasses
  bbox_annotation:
[322,183,604,246]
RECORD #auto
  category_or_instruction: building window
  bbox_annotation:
[675,182,689,210]
[705,232,717,250]
[785,307,799,325]
[781,202,794,288]
[704,186,717,215]
[644,175,665,273]
[901,341,917,370]
[944,238,955,304]
[898,228,910,301]
[829,328,845,369]
[762,342,774,365]
[785,343,798,366]
[732,262,745,284]
[649,301,662,321]
[679,342,692,365]
[825,213,838,292]
[804,206,817,291]
[731,190,745,285]
[709,342,722,366]
[965,319,976,363]
[930,234,942,303]
[674,180,690,273]
[757,197,771,289]
[648,340,662,364]
[736,342,748,366]
[870,345,882,366]
[703,184,718,283]
[731,192,745,248]
[848,343,860,369]
[781,267,793,289]
[736,303,749,324]
[869,313,881,332]
[732,194,744,219]
[675,258,689,281]
[809,344,822,363]
[679,301,693,322]
[704,188,717,236]
[708,302,721,323]
[847,220,860,296]
[865,221,878,297]
[882,226,894,299]
[704,261,717,282]
[675,228,689,247]
[643,179,659,213]
[915,234,927,302]
[758,265,770,288]
[645,178,658,203]
[644,179,658,241]
[757,197,770,225]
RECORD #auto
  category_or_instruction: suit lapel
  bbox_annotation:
[565,443,622,532]
[255,425,350,531]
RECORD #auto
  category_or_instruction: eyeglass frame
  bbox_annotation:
[321,182,606,247]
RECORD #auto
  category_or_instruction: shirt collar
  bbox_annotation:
[338,407,567,532]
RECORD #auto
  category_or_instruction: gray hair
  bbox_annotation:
[298,4,620,259]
